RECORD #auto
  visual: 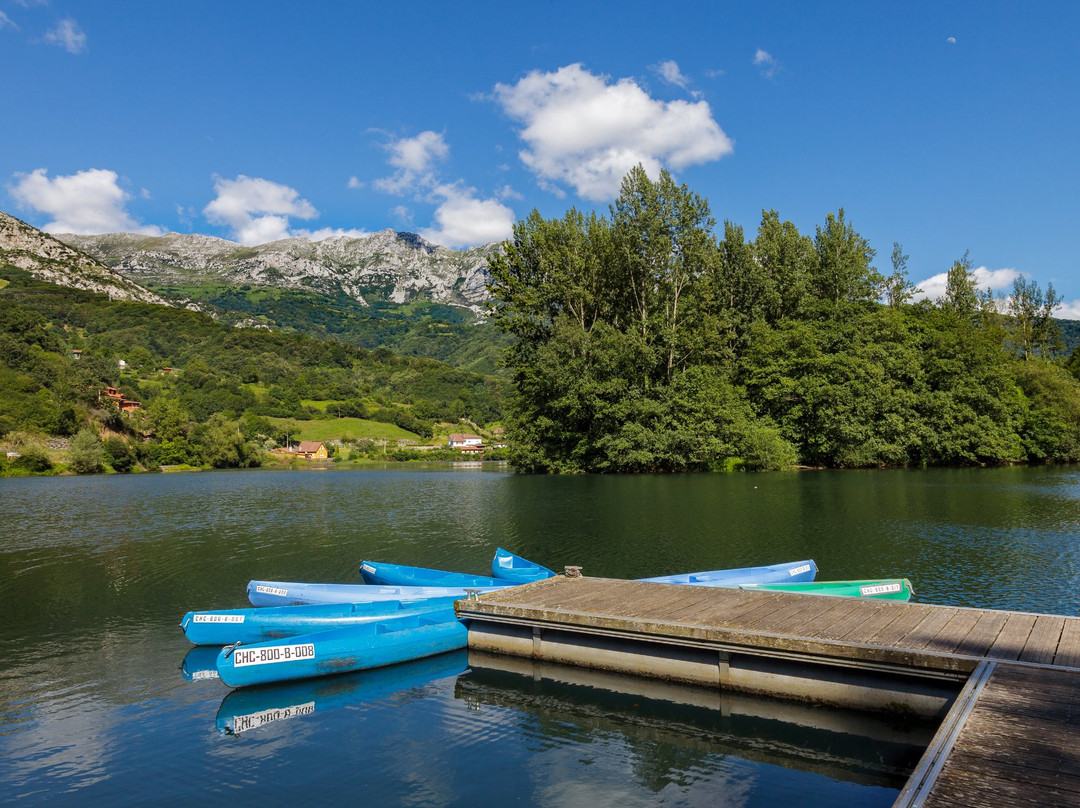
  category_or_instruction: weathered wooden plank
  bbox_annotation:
[1018,614,1066,665]
[864,602,929,645]
[738,592,840,634]
[706,591,800,628]
[886,604,957,650]
[946,609,1008,657]
[919,607,982,655]
[986,612,1038,660]
[926,756,1080,807]
[807,598,893,641]
[823,597,907,641]
[1055,616,1080,668]
[780,596,864,636]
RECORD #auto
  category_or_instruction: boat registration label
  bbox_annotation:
[361,564,376,575]
[788,565,812,576]
[193,614,245,623]
[860,583,903,596]
[232,643,316,667]
[232,701,315,733]
[255,585,288,597]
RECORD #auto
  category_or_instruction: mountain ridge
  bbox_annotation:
[56,227,499,316]
[0,211,167,304]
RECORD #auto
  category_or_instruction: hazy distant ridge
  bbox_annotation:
[57,228,498,315]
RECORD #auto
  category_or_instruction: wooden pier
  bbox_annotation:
[456,576,1080,807]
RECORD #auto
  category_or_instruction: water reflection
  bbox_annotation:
[215,650,468,734]
[461,651,937,792]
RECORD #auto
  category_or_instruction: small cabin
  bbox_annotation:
[448,433,483,449]
[297,441,328,460]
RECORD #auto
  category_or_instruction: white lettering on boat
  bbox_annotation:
[232,643,316,667]
[361,564,376,574]
[193,614,245,623]
[789,565,812,576]
[231,701,316,733]
[255,585,288,597]
[190,669,219,681]
[859,583,903,596]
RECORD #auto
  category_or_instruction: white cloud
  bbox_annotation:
[374,131,450,195]
[654,59,690,89]
[10,167,163,235]
[0,11,18,30]
[44,18,87,54]
[946,36,957,44]
[754,48,780,79]
[419,184,514,248]
[294,227,369,242]
[493,63,733,201]
[203,175,319,245]
[347,176,363,189]
[1056,300,1080,320]
[913,266,1021,302]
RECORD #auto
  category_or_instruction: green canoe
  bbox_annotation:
[738,578,914,601]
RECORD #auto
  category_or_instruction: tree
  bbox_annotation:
[1008,274,1061,359]
[941,251,980,315]
[811,209,881,305]
[69,427,104,474]
[883,242,920,307]
[754,210,814,322]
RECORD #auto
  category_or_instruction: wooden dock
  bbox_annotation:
[456,575,1080,807]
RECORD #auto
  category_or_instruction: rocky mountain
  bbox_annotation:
[0,211,167,304]
[57,228,498,316]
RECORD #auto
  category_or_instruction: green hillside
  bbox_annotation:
[0,264,508,474]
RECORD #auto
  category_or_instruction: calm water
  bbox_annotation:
[2,464,1079,806]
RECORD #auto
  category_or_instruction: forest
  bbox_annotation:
[488,167,1080,473]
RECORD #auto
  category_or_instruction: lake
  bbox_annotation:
[2,464,1078,806]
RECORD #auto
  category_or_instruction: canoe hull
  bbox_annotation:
[491,547,556,584]
[182,598,460,645]
[216,612,468,688]
[359,560,505,588]
[247,580,508,607]
[740,579,914,601]
[639,560,818,586]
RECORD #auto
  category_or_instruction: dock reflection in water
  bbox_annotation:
[461,650,945,792]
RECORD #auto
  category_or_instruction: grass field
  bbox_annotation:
[267,416,420,442]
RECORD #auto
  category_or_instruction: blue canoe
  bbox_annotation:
[638,559,818,586]
[216,610,469,688]
[181,597,460,646]
[359,560,505,589]
[216,649,468,734]
[491,547,556,584]
[247,580,510,607]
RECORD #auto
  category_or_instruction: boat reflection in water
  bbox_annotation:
[180,645,223,682]
[215,649,468,735]
[459,650,951,791]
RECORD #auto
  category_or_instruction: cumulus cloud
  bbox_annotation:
[10,167,162,235]
[754,49,780,79]
[419,184,515,248]
[44,18,87,54]
[913,265,1021,302]
[293,226,369,242]
[1057,299,1080,320]
[493,63,733,201]
[203,175,318,245]
[374,131,450,195]
[654,59,690,89]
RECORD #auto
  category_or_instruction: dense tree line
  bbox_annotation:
[0,266,508,472]
[488,167,1080,472]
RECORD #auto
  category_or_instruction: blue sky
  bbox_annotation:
[3,1,1079,315]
